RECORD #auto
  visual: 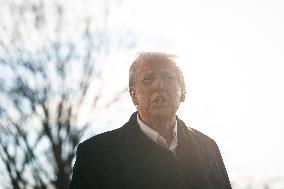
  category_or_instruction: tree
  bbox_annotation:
[0,0,135,188]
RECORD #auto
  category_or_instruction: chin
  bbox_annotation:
[150,109,174,119]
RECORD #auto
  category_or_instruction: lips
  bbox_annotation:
[152,96,166,104]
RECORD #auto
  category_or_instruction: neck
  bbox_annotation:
[140,114,176,145]
[153,117,175,145]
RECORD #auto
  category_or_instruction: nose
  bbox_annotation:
[152,76,166,91]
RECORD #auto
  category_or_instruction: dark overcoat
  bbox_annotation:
[69,112,232,189]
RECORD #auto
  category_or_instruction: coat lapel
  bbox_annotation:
[177,118,224,189]
[122,112,227,189]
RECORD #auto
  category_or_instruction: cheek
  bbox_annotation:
[137,91,150,107]
[136,97,151,115]
[168,86,181,97]
[169,91,182,106]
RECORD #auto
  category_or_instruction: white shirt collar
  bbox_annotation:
[137,114,178,152]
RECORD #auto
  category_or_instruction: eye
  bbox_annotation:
[141,75,154,84]
[166,75,175,80]
[163,73,175,81]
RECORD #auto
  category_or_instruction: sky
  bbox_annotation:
[87,0,284,187]
[1,0,284,188]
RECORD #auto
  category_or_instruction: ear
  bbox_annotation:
[130,89,138,105]
[180,89,186,102]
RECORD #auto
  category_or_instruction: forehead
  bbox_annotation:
[136,59,177,75]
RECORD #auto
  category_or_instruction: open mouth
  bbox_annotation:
[153,96,166,104]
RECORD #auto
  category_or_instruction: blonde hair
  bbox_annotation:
[129,51,186,94]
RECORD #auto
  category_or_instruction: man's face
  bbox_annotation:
[131,59,184,125]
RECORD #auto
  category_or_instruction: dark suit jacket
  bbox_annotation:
[69,112,232,189]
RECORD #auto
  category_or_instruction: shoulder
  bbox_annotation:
[189,127,216,143]
[177,117,218,147]
[77,116,134,155]
[78,127,126,151]
[78,112,138,150]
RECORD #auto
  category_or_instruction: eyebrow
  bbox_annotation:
[141,69,175,76]
[161,70,175,73]
[140,71,154,76]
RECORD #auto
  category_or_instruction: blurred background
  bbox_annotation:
[0,0,283,188]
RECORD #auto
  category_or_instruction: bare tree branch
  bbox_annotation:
[0,0,135,189]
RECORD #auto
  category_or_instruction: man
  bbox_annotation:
[69,52,232,189]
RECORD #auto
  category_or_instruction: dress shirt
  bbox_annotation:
[137,114,178,152]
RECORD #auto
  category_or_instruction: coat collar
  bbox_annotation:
[124,112,223,189]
